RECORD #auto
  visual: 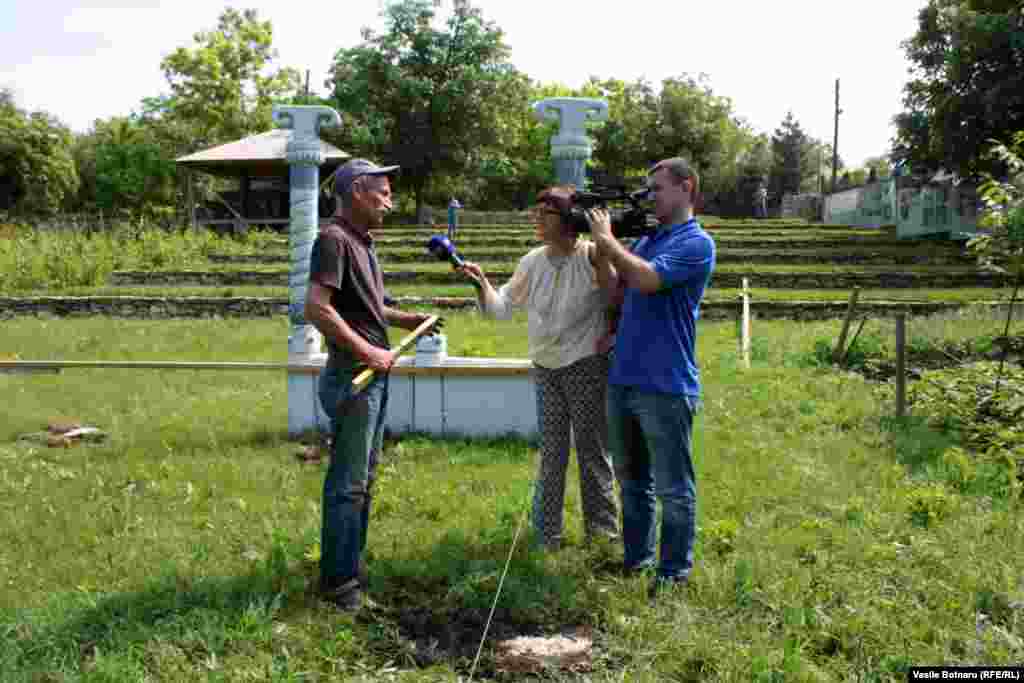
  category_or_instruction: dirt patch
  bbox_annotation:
[386,606,531,667]
[368,606,596,677]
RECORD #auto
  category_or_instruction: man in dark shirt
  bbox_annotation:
[305,158,440,610]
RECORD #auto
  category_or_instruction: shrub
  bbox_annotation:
[904,483,956,528]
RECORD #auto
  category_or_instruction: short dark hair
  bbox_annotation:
[649,157,699,195]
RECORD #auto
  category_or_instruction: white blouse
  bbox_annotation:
[480,240,609,369]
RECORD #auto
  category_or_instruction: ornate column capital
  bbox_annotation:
[532,97,609,158]
[272,105,342,166]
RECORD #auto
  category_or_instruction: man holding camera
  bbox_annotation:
[304,158,440,611]
[587,157,715,597]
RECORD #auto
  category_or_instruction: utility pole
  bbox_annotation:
[831,78,841,194]
[304,70,310,100]
[818,145,823,194]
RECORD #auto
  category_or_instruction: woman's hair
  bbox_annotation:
[534,185,576,225]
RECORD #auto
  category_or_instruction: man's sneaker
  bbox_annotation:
[622,561,655,578]
[320,577,362,611]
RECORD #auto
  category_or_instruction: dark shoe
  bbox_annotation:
[622,561,655,578]
[320,577,362,611]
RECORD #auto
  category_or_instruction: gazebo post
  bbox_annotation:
[272,105,342,437]
[239,172,250,234]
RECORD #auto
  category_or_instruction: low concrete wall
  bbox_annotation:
[2,295,1014,322]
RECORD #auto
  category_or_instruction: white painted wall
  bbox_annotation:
[286,337,539,439]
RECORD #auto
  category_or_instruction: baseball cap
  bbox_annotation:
[334,158,400,196]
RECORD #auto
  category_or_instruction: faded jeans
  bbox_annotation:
[317,362,389,591]
[607,384,698,581]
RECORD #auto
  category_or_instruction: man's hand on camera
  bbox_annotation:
[586,208,614,244]
[362,346,396,372]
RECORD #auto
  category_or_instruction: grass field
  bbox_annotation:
[2,313,1022,681]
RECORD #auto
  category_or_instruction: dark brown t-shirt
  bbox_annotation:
[309,219,390,365]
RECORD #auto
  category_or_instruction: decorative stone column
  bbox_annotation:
[532,97,608,188]
[272,105,341,436]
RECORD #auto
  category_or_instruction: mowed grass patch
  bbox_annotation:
[2,315,1023,680]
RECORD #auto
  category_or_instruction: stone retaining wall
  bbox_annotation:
[212,251,971,266]
[109,269,1011,289]
[2,296,1014,322]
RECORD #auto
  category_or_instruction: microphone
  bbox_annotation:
[427,234,465,268]
[427,234,481,290]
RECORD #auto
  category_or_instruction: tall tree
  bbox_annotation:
[893,0,1024,178]
[160,8,301,145]
[589,77,659,182]
[88,117,178,216]
[769,112,813,200]
[0,96,78,214]
[326,0,520,219]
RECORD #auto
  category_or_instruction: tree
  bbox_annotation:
[864,154,890,180]
[647,74,741,196]
[326,0,521,219]
[769,112,814,201]
[968,131,1024,397]
[90,117,178,216]
[589,77,659,182]
[0,95,79,214]
[160,8,301,145]
[893,0,1024,178]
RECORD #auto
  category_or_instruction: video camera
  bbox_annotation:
[564,186,657,238]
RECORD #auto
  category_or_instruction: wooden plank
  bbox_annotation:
[0,360,296,371]
[741,277,752,369]
[833,287,861,361]
[895,314,906,417]
[352,316,440,393]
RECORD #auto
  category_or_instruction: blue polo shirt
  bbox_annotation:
[609,218,715,397]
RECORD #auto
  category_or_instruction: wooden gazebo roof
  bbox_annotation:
[175,129,350,178]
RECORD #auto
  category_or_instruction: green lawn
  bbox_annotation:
[1,314,1021,681]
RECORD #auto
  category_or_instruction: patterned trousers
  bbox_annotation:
[532,353,619,549]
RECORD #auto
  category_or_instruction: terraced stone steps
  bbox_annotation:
[209,248,972,266]
[109,268,1012,289]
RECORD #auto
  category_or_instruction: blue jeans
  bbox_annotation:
[607,384,698,581]
[317,363,389,591]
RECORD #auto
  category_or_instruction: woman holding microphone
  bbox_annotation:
[458,186,619,550]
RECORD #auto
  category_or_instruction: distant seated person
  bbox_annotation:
[457,186,620,551]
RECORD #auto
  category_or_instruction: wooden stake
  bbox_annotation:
[895,314,906,417]
[741,277,752,369]
[839,316,867,364]
[352,315,440,394]
[833,287,860,362]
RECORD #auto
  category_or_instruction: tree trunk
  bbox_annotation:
[993,272,1021,397]
[414,181,432,226]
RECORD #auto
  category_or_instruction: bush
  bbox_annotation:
[0,224,234,292]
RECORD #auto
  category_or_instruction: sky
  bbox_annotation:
[0,0,926,169]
